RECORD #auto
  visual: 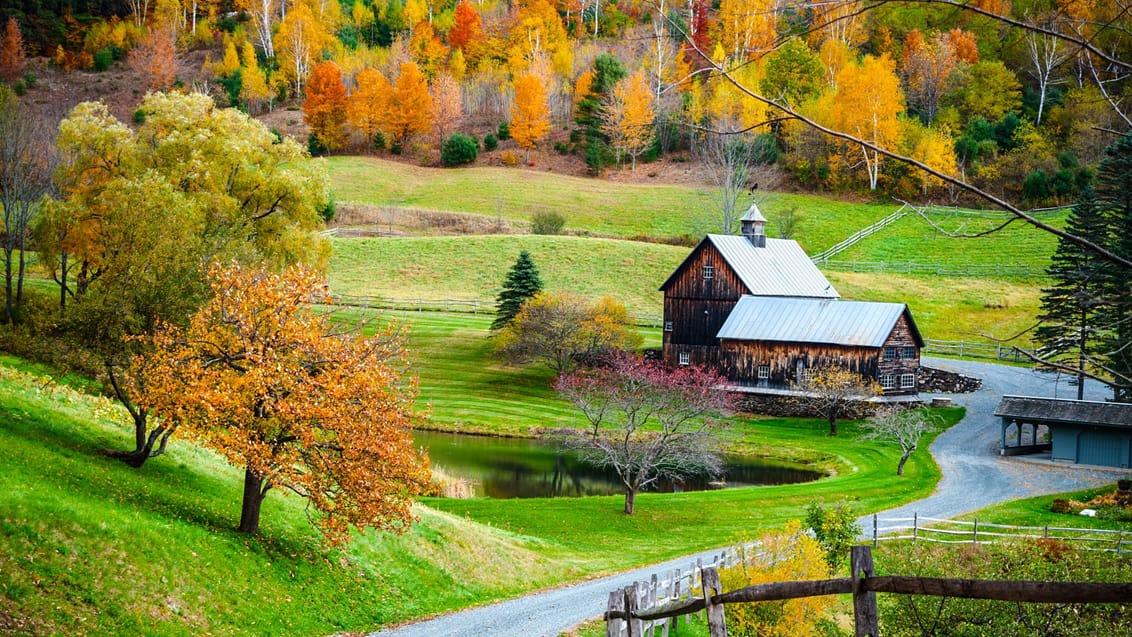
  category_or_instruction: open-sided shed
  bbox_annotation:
[995,395,1132,468]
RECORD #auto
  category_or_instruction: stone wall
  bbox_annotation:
[917,366,982,393]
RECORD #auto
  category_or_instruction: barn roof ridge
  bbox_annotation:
[658,234,840,299]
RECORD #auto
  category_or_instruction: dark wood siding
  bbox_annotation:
[718,340,879,388]
[662,243,750,366]
[877,314,920,394]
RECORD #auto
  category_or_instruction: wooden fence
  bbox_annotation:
[330,294,664,327]
[922,338,1035,362]
[869,513,1132,553]
[816,259,1045,278]
[604,546,1132,637]
[810,206,910,263]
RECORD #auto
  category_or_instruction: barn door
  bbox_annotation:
[796,360,805,384]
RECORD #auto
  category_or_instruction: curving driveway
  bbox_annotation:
[369,357,1121,637]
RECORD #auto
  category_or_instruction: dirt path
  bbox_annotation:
[368,358,1121,637]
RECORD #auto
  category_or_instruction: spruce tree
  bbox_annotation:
[492,250,542,331]
[1095,134,1132,401]
[1035,186,1110,399]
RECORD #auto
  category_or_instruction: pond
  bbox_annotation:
[414,430,825,499]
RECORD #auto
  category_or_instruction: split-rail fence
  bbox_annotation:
[604,545,1132,637]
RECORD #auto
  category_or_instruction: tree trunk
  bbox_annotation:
[897,451,912,476]
[623,488,636,515]
[829,415,838,437]
[238,467,270,534]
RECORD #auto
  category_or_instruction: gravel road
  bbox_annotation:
[369,357,1122,637]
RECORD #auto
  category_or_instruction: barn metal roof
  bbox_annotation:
[994,396,1132,428]
[716,296,919,347]
[665,235,840,298]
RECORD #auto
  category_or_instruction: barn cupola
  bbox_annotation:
[740,203,767,248]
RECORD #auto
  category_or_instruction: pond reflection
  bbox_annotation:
[414,430,825,499]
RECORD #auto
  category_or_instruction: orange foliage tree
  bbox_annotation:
[431,72,463,141]
[448,0,485,59]
[138,263,431,544]
[303,60,348,151]
[383,62,433,148]
[0,18,27,82]
[510,71,551,161]
[128,26,178,90]
[409,21,449,77]
[348,67,391,149]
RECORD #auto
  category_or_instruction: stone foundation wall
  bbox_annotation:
[917,366,982,393]
[730,393,881,419]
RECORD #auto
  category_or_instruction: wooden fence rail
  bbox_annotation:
[605,546,1132,637]
[922,338,1035,362]
[815,259,1044,278]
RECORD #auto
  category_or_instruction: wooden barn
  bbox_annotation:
[660,204,923,396]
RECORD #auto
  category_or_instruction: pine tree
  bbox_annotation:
[492,250,543,331]
[1035,186,1111,399]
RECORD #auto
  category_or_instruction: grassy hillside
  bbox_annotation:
[328,235,687,317]
[325,156,898,251]
[0,359,581,636]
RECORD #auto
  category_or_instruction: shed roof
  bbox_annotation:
[716,296,923,348]
[660,235,840,299]
[994,396,1132,428]
[740,203,766,222]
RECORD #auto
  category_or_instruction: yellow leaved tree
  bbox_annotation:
[718,521,835,637]
[830,54,905,190]
[603,70,655,170]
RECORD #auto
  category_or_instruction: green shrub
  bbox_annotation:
[23,72,36,88]
[530,210,566,235]
[12,80,25,96]
[133,108,147,124]
[497,121,511,140]
[318,193,337,222]
[483,133,498,151]
[441,133,479,167]
[93,48,113,72]
[553,141,569,155]
[308,133,328,157]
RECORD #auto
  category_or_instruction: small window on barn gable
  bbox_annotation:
[757,365,770,379]
[703,264,714,280]
[679,351,690,365]
[902,346,917,360]
[901,373,916,389]
[880,374,896,390]
[664,321,673,332]
[883,346,897,361]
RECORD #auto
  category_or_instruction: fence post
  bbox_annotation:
[625,583,643,637]
[700,566,727,637]
[852,546,879,637]
[973,518,979,544]
[606,590,625,637]
[873,514,878,548]
[913,512,918,543]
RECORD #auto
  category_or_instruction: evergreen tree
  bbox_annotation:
[1095,134,1132,401]
[574,54,626,174]
[1035,186,1110,399]
[492,250,543,331]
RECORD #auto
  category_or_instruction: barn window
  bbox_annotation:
[703,264,714,280]
[664,321,673,332]
[880,374,896,390]
[901,373,916,389]
[883,346,897,361]
[679,351,690,365]
[757,365,770,379]
[902,346,917,360]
